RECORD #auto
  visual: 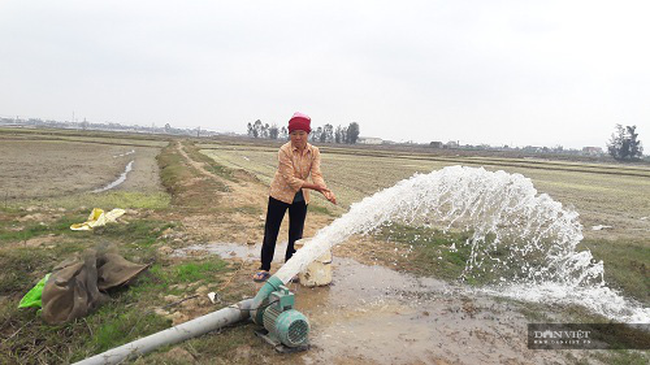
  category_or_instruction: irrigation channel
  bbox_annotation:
[92,160,134,193]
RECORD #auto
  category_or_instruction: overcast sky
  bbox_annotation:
[1,1,649,148]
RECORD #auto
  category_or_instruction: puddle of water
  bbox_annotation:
[591,224,612,231]
[92,160,134,193]
[173,241,288,264]
[181,243,581,364]
[295,258,574,364]
[113,149,135,158]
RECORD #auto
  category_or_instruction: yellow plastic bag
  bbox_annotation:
[70,208,126,231]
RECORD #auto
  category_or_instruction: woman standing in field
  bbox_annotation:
[253,112,337,282]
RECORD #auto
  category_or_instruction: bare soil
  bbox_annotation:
[0,140,164,200]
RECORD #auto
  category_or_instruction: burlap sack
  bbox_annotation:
[41,249,148,324]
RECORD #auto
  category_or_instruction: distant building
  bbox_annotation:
[358,137,383,145]
[445,140,460,149]
[429,141,443,148]
[581,146,604,156]
[523,145,544,153]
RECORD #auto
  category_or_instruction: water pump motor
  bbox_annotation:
[252,276,310,352]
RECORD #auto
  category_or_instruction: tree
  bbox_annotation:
[319,126,327,143]
[335,125,347,144]
[608,124,643,160]
[269,124,279,139]
[347,122,360,144]
[252,120,263,138]
[310,126,323,142]
[280,126,288,140]
[323,123,334,143]
[262,123,270,138]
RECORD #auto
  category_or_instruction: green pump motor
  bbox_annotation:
[251,276,310,350]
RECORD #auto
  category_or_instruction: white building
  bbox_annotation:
[358,137,383,145]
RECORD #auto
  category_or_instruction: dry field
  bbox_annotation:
[200,143,650,241]
[0,131,168,210]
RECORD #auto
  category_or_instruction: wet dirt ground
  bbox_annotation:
[176,242,593,365]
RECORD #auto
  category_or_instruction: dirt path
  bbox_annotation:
[174,141,335,245]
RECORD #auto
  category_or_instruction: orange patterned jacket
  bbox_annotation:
[269,141,326,204]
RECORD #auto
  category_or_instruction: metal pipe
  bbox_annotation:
[73,299,254,365]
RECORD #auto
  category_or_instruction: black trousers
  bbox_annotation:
[259,196,308,271]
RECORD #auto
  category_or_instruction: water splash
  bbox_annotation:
[276,166,649,322]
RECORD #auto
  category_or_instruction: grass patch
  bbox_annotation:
[0,214,86,243]
[157,141,231,210]
[0,252,233,364]
[157,143,197,197]
[131,322,278,365]
[372,224,526,285]
[183,141,236,182]
[308,201,338,217]
[579,238,649,305]
[0,215,174,298]
[98,219,175,248]
[374,224,474,282]
[0,267,171,364]
[590,350,649,365]
[0,248,51,295]
[173,261,228,283]
[37,191,171,211]
[91,308,170,354]
[0,213,173,254]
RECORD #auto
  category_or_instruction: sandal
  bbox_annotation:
[253,271,270,282]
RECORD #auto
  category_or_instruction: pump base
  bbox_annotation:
[254,329,310,353]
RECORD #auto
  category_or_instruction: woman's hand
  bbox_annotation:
[321,188,337,205]
[302,183,337,204]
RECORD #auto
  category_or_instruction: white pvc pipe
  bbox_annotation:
[73,299,254,365]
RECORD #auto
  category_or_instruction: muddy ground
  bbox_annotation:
[176,242,595,365]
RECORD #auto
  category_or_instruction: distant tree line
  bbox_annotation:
[247,120,360,144]
[607,124,643,161]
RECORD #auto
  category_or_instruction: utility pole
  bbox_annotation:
[197,126,201,138]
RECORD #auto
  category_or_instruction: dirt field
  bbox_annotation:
[0,131,647,365]
[0,138,165,202]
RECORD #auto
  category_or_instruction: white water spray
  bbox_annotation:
[276,166,649,322]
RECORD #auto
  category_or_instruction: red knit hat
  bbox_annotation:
[288,112,311,133]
